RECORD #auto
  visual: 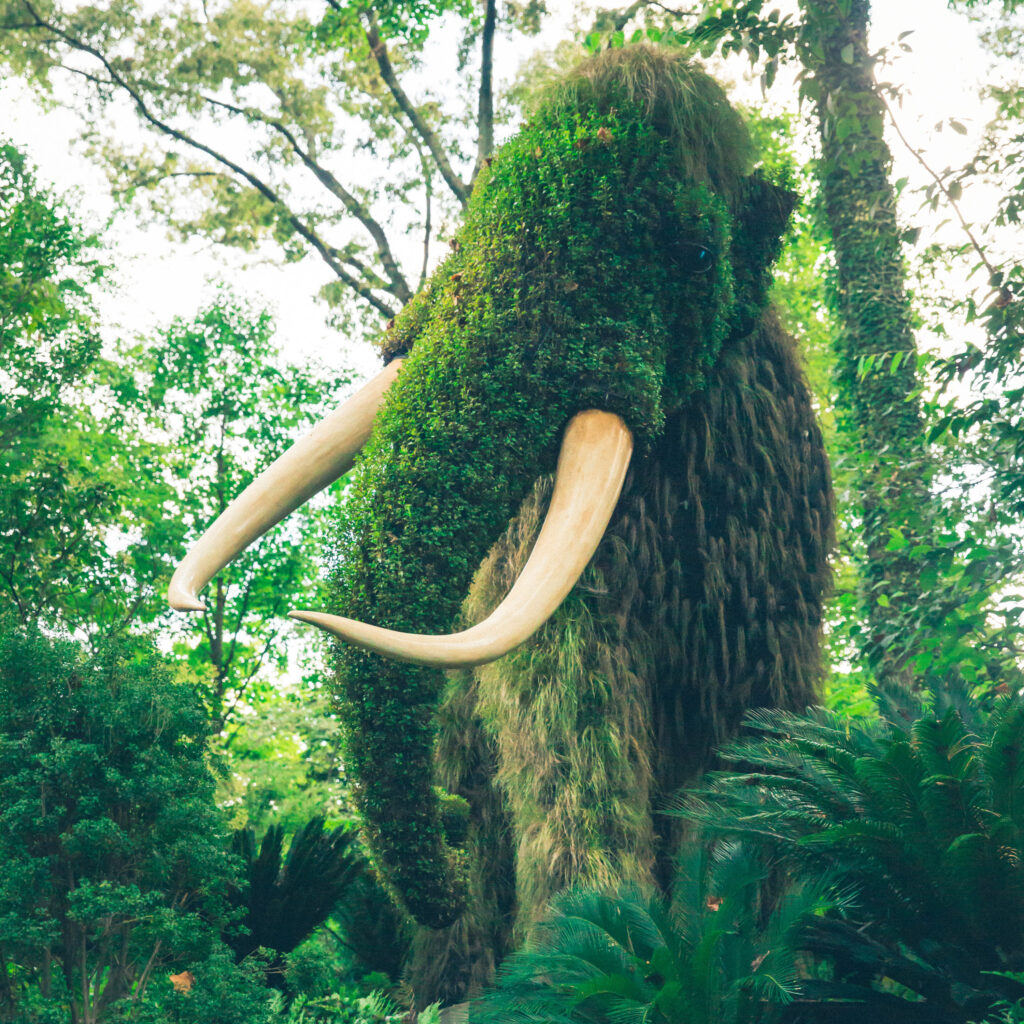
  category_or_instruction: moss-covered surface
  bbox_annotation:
[327,45,830,929]
[800,0,932,691]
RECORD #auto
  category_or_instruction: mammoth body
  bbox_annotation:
[416,308,831,999]
[323,55,832,929]
[168,46,833,962]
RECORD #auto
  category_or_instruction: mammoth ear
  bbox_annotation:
[729,171,799,333]
[738,171,798,246]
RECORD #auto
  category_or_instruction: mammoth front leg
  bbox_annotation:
[467,478,657,935]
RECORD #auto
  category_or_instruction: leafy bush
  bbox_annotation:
[0,622,273,1022]
[685,691,1024,1022]
[472,841,843,1024]
[228,816,364,975]
[270,986,439,1024]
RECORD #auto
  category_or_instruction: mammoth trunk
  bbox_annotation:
[327,386,560,926]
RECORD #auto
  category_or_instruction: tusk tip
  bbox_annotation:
[289,610,354,640]
[167,582,207,613]
[289,610,323,626]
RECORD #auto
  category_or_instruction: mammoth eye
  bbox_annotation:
[679,243,716,275]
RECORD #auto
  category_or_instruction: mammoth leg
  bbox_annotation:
[471,478,657,936]
[623,310,833,882]
[408,476,654,1001]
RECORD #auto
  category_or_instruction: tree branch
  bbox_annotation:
[870,68,1000,281]
[362,9,469,205]
[597,0,654,33]
[201,93,413,303]
[419,160,433,292]
[471,0,497,185]
[219,625,282,736]
[22,1,397,319]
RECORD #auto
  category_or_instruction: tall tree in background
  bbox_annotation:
[0,140,131,631]
[0,139,354,733]
[797,0,933,691]
[615,0,940,692]
[0,0,542,326]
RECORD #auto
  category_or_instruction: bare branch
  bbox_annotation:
[22,1,397,319]
[219,624,282,735]
[419,162,432,292]
[593,0,654,34]
[870,69,999,281]
[362,9,469,205]
[200,93,413,303]
[471,0,497,185]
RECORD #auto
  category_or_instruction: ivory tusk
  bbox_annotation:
[289,409,634,668]
[167,359,404,612]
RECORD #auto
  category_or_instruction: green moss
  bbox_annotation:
[530,44,756,210]
[326,45,828,929]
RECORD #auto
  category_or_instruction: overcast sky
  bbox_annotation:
[0,0,1000,384]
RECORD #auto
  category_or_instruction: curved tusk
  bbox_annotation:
[168,359,404,612]
[289,409,633,668]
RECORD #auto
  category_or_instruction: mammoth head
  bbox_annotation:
[168,46,799,927]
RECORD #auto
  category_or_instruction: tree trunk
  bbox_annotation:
[800,0,933,691]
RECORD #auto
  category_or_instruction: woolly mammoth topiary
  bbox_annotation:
[170,45,832,953]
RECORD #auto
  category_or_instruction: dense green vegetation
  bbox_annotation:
[2,0,1024,1020]
[326,46,823,930]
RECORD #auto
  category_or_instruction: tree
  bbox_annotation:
[905,0,1024,696]
[612,2,937,689]
[0,139,102,445]
[217,680,350,834]
[0,0,544,326]
[0,140,136,633]
[0,621,268,1023]
[117,296,350,725]
[795,0,935,692]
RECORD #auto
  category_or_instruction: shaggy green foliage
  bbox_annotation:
[529,44,756,208]
[326,44,826,930]
[469,480,657,925]
[685,694,1024,1021]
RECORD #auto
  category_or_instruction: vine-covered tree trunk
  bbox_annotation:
[800,0,933,691]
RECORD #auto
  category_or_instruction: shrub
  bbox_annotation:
[685,691,1024,1022]
[0,621,271,1023]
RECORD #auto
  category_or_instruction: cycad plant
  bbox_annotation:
[472,840,844,1024]
[228,816,364,970]
[685,692,1024,1022]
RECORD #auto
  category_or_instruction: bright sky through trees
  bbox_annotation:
[0,0,996,380]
